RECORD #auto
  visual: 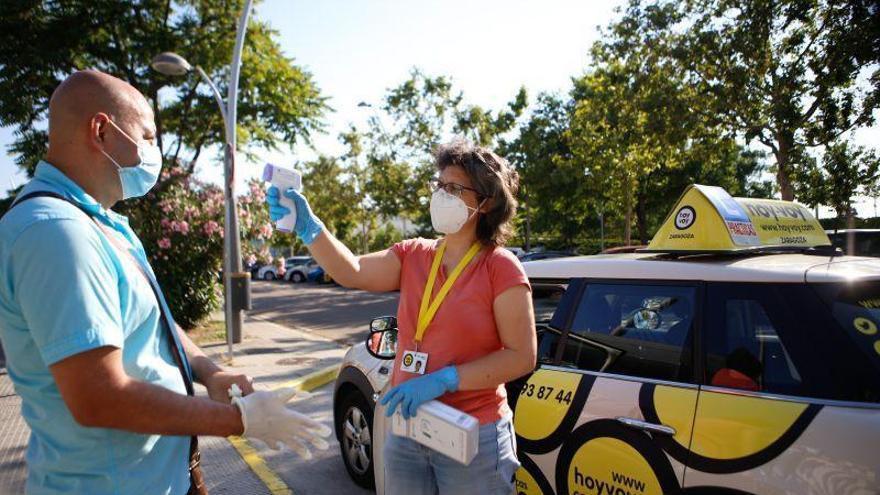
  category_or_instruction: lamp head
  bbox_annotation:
[151,52,192,76]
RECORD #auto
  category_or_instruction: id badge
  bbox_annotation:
[401,350,429,375]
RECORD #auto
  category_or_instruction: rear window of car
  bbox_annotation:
[706,282,880,403]
[820,281,880,375]
[827,232,880,257]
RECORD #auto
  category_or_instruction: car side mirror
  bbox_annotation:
[367,316,398,360]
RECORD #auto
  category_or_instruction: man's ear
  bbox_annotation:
[88,113,112,150]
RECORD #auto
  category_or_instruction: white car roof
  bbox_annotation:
[523,252,880,283]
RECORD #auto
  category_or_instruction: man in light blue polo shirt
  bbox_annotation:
[0,71,330,495]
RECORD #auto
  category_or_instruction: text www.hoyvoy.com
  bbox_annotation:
[572,466,647,495]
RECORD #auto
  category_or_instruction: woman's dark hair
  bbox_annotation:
[434,139,520,247]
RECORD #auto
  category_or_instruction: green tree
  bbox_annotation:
[818,141,878,219]
[505,93,582,249]
[681,0,879,200]
[0,0,327,178]
[300,155,359,247]
[566,0,771,245]
[0,0,328,326]
[362,69,526,235]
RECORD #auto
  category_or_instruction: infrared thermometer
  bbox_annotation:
[262,163,303,233]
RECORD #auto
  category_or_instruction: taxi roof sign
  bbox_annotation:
[645,185,831,253]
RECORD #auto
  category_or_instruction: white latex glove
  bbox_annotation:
[229,384,332,459]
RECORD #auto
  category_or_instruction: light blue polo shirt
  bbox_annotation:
[0,161,190,495]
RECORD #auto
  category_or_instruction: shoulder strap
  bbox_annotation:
[6,191,194,395]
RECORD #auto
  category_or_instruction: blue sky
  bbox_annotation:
[1,0,876,217]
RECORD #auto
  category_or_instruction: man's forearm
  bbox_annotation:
[87,377,243,437]
[176,324,220,385]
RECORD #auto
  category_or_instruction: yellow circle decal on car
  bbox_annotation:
[854,317,878,335]
[568,438,663,495]
[640,383,821,475]
[691,392,808,460]
[555,419,680,495]
[514,454,554,495]
[651,385,698,448]
[514,369,595,454]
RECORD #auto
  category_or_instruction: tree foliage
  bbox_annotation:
[681,0,879,200]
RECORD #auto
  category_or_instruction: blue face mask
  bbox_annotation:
[100,120,162,199]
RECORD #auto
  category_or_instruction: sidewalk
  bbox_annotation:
[0,315,349,495]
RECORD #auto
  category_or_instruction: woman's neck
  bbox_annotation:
[443,228,479,259]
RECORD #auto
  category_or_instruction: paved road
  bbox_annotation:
[250,280,399,346]
[247,281,395,494]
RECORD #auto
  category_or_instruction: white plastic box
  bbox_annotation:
[391,400,479,465]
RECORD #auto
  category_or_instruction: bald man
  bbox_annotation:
[0,71,329,495]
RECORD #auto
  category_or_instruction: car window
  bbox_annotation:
[559,282,696,383]
[532,283,565,323]
[706,298,802,395]
[706,283,880,403]
[827,232,880,257]
[531,282,567,364]
[814,280,880,402]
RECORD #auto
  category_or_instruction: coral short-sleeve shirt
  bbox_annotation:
[390,237,530,424]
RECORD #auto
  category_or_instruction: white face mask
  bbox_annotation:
[430,189,484,235]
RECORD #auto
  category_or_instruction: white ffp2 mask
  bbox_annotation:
[430,189,483,235]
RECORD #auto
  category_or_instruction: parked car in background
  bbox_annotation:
[826,229,880,257]
[307,265,334,284]
[518,250,577,262]
[284,257,318,283]
[257,256,310,280]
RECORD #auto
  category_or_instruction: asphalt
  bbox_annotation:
[0,312,370,495]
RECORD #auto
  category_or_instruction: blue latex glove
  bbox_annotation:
[266,186,325,245]
[380,366,459,419]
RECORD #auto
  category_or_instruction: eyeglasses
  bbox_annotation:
[430,179,481,198]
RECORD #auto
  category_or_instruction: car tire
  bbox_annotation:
[291,272,305,283]
[263,272,276,281]
[336,391,375,489]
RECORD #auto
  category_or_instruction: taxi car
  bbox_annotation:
[332,185,880,494]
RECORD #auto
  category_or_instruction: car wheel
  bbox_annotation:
[292,272,305,283]
[337,391,375,489]
[263,272,276,281]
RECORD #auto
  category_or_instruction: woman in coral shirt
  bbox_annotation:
[267,139,536,495]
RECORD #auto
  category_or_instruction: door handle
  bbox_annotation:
[616,416,676,436]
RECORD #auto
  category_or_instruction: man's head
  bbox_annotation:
[46,70,157,207]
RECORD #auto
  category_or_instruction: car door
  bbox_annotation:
[684,282,880,495]
[514,279,701,495]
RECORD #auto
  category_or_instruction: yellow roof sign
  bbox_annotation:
[646,185,831,252]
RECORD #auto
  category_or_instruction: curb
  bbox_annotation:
[227,363,342,495]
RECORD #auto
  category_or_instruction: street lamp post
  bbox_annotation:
[151,0,255,358]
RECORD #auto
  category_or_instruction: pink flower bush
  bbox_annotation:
[203,221,220,237]
[158,238,171,249]
[171,220,190,235]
